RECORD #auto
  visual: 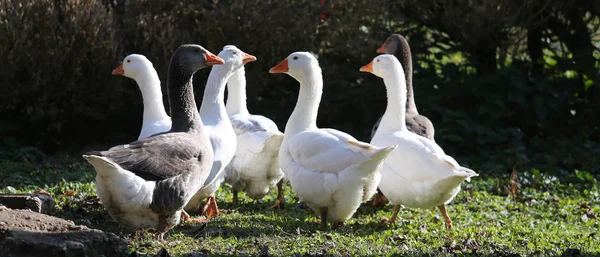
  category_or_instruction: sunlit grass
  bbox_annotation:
[1,157,599,256]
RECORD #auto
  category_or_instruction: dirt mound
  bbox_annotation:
[0,206,128,257]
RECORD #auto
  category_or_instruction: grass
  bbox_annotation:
[0,156,599,257]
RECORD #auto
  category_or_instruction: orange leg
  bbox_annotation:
[201,195,220,217]
[438,204,453,229]
[267,180,285,210]
[388,205,401,224]
[188,216,210,223]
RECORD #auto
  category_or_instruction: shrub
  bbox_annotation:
[0,0,125,149]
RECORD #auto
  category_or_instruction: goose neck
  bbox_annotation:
[200,65,232,125]
[133,69,170,123]
[167,68,203,132]
[225,68,249,116]
[284,68,323,136]
[396,50,418,114]
[378,71,408,133]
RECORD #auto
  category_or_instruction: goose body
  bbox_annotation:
[83,45,223,240]
[270,52,396,228]
[224,66,285,204]
[184,46,256,216]
[361,54,478,228]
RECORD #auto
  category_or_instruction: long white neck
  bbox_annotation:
[200,64,232,126]
[284,68,323,136]
[377,68,408,134]
[225,67,249,116]
[133,69,170,124]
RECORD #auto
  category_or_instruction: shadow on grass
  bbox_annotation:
[170,199,401,240]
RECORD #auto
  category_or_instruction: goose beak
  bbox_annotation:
[359,61,374,73]
[269,59,288,73]
[242,52,257,64]
[204,51,225,66]
[376,43,386,54]
[112,64,125,75]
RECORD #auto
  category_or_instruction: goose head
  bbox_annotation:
[269,52,320,81]
[170,44,224,75]
[112,54,155,79]
[377,34,406,54]
[217,45,257,72]
[359,54,403,79]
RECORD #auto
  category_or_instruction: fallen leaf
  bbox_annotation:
[584,209,596,219]
[580,204,590,209]
[34,188,51,196]
[64,189,76,196]
[464,238,479,250]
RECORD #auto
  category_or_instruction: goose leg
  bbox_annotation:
[319,207,328,230]
[232,189,239,205]
[438,204,453,229]
[201,195,220,217]
[180,210,191,222]
[388,205,401,224]
[267,180,285,210]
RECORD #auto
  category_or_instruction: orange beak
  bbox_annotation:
[204,50,225,66]
[359,61,374,73]
[112,64,124,75]
[242,52,257,64]
[376,43,386,54]
[269,59,289,73]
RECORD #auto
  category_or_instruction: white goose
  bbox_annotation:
[360,54,478,229]
[112,54,171,140]
[224,63,286,208]
[184,45,256,219]
[269,52,396,229]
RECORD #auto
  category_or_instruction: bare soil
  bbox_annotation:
[0,206,128,257]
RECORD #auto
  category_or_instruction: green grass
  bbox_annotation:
[1,157,599,256]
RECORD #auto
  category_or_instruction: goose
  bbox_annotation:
[369,34,437,207]
[82,44,223,240]
[112,54,171,140]
[223,60,286,208]
[269,52,397,229]
[360,54,478,229]
[184,45,256,219]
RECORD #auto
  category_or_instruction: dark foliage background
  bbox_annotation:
[1,0,599,174]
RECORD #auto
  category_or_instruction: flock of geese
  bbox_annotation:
[82,34,479,241]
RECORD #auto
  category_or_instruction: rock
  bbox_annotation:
[0,194,55,213]
[0,208,128,257]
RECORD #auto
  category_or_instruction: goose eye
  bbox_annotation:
[292,56,298,60]
[376,59,380,62]
[126,59,131,63]
[195,49,200,53]
[232,51,238,55]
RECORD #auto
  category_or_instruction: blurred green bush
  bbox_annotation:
[0,0,598,174]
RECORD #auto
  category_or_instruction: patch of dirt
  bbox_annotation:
[0,206,128,257]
